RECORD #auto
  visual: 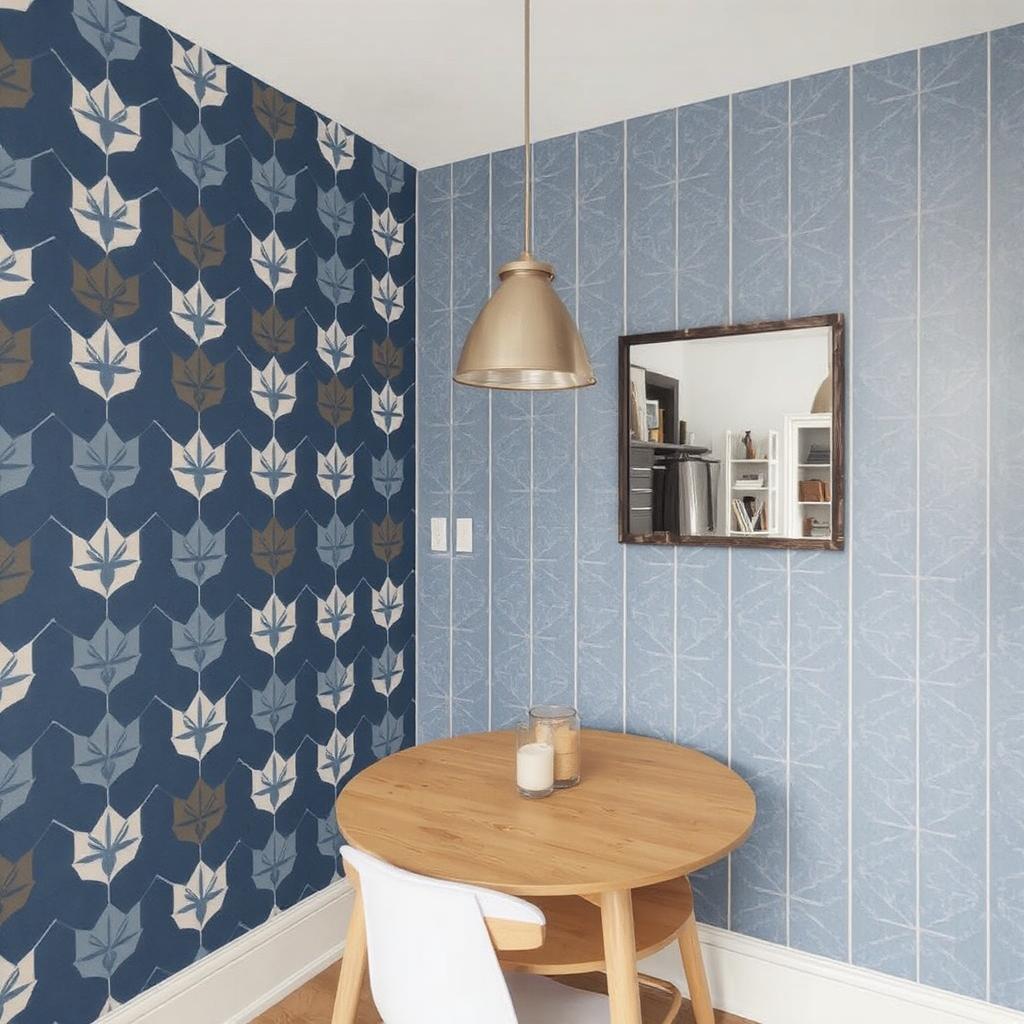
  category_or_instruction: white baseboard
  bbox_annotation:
[98,879,1024,1024]
[103,880,353,1024]
[640,923,1024,1024]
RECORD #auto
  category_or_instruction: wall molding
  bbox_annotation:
[103,881,353,1024]
[641,924,1024,1024]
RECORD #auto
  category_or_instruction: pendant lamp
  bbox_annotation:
[454,0,596,391]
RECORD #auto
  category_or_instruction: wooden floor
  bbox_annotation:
[253,960,756,1024]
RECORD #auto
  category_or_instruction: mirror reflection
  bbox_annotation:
[622,318,842,547]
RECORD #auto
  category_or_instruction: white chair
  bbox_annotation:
[339,845,613,1023]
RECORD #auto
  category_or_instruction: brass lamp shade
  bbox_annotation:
[454,255,596,390]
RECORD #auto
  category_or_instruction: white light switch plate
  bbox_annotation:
[456,518,473,553]
[430,517,448,552]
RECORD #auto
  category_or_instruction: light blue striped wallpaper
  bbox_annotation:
[416,25,1024,1012]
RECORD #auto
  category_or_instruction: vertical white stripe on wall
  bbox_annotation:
[574,130,581,709]
[448,162,455,738]
[914,45,922,983]
[621,117,629,732]
[488,153,494,731]
[673,106,680,744]
[726,89,734,932]
[985,29,992,1002]
[785,76,793,950]
[847,60,855,965]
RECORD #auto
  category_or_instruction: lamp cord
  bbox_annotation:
[523,0,532,256]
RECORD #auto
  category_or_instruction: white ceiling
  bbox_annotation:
[130,0,1024,169]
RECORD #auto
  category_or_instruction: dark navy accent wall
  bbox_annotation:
[0,0,414,1020]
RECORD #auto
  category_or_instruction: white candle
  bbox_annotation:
[516,741,554,793]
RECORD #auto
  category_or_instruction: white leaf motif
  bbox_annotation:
[171,690,226,760]
[71,323,140,399]
[371,381,404,435]
[71,78,140,154]
[0,639,33,713]
[71,521,140,597]
[317,730,355,786]
[0,234,32,298]
[317,118,354,172]
[251,594,296,655]
[171,281,226,345]
[317,444,354,498]
[71,175,140,252]
[372,272,404,324]
[317,586,355,642]
[0,950,34,1022]
[250,231,296,293]
[171,39,228,108]
[170,430,225,497]
[371,207,403,258]
[316,322,355,373]
[371,579,404,629]
[250,359,296,421]
[172,860,227,931]
[72,806,142,883]
[251,438,296,498]
[251,751,296,813]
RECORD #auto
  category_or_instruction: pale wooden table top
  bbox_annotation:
[336,729,755,897]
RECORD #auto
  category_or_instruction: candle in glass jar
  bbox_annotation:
[516,741,554,794]
[530,705,581,788]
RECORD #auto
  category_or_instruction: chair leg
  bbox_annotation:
[332,889,367,1024]
[678,913,714,1024]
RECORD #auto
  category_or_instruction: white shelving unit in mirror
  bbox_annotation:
[784,413,832,540]
[725,429,778,535]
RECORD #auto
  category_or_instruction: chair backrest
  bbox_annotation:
[341,846,545,1024]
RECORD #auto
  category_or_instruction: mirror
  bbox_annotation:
[619,315,844,550]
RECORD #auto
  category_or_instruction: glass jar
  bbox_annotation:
[528,705,580,789]
[515,721,554,799]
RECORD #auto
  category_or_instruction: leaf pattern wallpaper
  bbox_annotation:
[0,0,414,1020]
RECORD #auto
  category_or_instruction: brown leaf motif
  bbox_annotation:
[0,851,32,926]
[172,208,225,270]
[0,536,31,605]
[0,321,30,387]
[252,517,295,576]
[252,305,294,355]
[253,83,295,141]
[0,43,32,109]
[372,516,404,563]
[318,377,353,427]
[72,257,139,321]
[172,350,225,411]
[173,779,225,845]
[372,338,403,380]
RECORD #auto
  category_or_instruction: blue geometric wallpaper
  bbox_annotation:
[418,25,1024,1015]
[0,0,414,1020]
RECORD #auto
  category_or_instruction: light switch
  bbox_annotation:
[456,518,473,553]
[430,517,448,552]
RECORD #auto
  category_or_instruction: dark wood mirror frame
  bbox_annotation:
[618,313,845,551]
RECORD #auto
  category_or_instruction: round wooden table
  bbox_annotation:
[333,729,755,1024]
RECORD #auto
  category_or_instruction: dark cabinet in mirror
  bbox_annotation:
[619,314,845,550]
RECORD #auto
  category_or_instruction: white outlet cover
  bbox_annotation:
[430,517,447,553]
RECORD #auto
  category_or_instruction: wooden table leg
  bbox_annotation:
[679,912,714,1024]
[332,887,367,1024]
[600,888,643,1024]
